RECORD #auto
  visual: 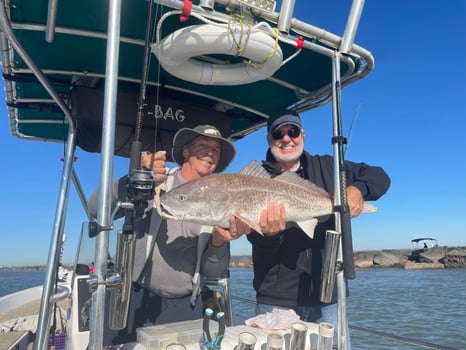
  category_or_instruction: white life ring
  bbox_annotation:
[151,23,283,86]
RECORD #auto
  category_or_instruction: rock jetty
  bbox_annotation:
[230,247,466,270]
[354,246,466,269]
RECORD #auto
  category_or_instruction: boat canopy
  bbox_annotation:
[411,238,438,243]
[1,0,374,161]
[410,238,438,250]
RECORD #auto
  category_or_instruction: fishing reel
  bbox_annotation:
[127,168,155,219]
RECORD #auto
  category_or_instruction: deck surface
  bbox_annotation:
[0,299,40,349]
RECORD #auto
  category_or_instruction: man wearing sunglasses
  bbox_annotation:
[246,109,391,348]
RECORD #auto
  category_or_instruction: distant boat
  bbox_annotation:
[409,237,439,262]
[404,238,445,271]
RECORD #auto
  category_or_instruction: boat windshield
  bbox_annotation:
[411,238,438,250]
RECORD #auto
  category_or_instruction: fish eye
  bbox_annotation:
[176,194,186,201]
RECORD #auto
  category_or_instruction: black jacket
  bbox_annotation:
[247,151,391,307]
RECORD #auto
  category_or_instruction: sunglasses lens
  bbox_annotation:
[271,130,283,140]
[271,127,301,140]
[288,127,301,138]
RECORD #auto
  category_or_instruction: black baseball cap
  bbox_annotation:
[267,109,302,133]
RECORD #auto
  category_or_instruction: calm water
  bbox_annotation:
[230,268,466,350]
[1,268,465,349]
[0,269,45,297]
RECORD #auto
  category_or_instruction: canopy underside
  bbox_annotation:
[1,0,373,160]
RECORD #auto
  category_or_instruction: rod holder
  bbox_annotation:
[109,230,136,330]
[320,230,341,303]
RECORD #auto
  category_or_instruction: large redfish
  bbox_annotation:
[160,161,377,238]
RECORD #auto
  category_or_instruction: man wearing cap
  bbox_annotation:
[88,125,249,345]
[246,109,391,347]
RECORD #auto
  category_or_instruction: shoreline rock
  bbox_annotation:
[354,246,466,269]
[230,246,466,269]
[2,248,465,270]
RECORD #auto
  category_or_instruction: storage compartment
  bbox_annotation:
[137,319,219,350]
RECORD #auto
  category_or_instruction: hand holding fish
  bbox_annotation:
[346,185,364,218]
[212,216,251,247]
[141,151,167,182]
[259,202,286,237]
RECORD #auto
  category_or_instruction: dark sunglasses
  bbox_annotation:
[271,127,301,140]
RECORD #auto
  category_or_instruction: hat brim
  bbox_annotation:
[171,128,236,173]
[271,120,302,133]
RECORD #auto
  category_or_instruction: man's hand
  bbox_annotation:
[347,185,363,218]
[259,202,286,237]
[141,151,167,182]
[212,215,251,247]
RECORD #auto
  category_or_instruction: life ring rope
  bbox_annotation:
[248,27,280,70]
[227,15,251,55]
[225,15,281,70]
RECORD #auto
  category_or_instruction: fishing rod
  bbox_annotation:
[331,49,352,350]
[331,51,355,281]
[108,0,157,331]
[331,2,366,350]
[121,0,157,221]
[344,101,363,154]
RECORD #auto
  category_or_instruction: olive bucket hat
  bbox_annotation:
[171,125,236,173]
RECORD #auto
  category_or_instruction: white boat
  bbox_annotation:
[409,238,440,260]
[0,1,458,349]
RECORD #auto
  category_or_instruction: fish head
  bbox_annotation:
[159,176,231,224]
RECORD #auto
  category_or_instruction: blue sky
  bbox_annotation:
[1,1,465,266]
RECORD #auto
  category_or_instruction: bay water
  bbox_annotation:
[0,269,45,297]
[1,268,465,349]
[230,268,466,350]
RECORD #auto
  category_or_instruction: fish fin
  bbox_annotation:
[233,213,264,235]
[362,202,378,213]
[275,172,330,197]
[296,218,318,239]
[239,160,273,179]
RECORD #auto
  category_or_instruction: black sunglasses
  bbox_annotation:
[271,127,301,140]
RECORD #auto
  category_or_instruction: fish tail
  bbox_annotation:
[362,202,378,213]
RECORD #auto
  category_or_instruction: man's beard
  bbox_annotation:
[270,143,304,163]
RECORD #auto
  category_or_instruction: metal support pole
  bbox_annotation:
[88,0,122,348]
[34,131,77,350]
[71,169,90,220]
[45,0,59,42]
[331,51,349,350]
[340,0,365,54]
[277,0,296,33]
